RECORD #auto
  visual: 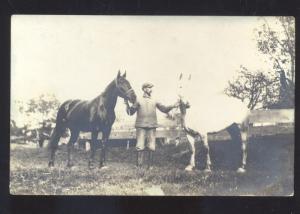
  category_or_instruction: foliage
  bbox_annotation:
[25,94,60,118]
[225,17,295,110]
[274,70,295,109]
[255,17,295,82]
[13,94,60,128]
[225,66,279,110]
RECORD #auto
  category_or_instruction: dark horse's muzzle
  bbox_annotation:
[125,88,137,104]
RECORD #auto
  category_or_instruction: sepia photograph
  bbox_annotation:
[10,15,294,196]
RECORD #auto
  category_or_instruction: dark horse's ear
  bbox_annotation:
[117,70,121,79]
[122,71,126,78]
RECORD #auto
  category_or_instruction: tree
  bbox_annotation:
[225,17,295,110]
[12,94,61,128]
[25,94,60,123]
[275,70,295,108]
[255,16,295,82]
[224,66,279,110]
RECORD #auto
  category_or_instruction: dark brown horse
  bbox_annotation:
[48,71,136,168]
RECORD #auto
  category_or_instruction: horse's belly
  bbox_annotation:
[186,95,249,133]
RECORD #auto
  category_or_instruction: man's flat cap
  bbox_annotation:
[142,82,154,90]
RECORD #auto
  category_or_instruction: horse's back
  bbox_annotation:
[56,99,91,127]
[184,94,250,133]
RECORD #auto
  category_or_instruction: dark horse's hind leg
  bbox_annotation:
[67,130,79,167]
[48,127,64,167]
[100,139,107,168]
[88,131,99,169]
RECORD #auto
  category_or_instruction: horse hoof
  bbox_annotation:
[237,167,246,173]
[100,165,109,170]
[88,164,95,170]
[204,168,212,173]
[147,166,154,171]
[48,161,54,167]
[67,162,74,168]
[135,165,142,170]
[185,165,194,171]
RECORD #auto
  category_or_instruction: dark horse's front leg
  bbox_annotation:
[88,131,99,169]
[100,128,112,168]
[67,130,79,167]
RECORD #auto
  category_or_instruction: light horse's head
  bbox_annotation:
[167,73,192,120]
[115,70,137,104]
[177,73,192,107]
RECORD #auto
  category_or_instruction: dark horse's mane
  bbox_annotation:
[58,79,118,131]
[48,72,136,168]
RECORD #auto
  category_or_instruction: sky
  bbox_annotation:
[11,16,279,127]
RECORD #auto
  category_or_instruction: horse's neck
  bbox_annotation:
[176,105,187,127]
[101,80,118,112]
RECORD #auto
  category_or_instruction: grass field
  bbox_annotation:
[10,136,294,196]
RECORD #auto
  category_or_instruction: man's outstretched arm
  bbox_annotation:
[156,102,177,114]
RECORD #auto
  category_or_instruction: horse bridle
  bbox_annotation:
[115,78,134,99]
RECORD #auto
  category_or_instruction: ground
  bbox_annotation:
[10,136,294,196]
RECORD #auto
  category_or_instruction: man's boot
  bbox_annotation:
[136,151,143,168]
[148,150,154,170]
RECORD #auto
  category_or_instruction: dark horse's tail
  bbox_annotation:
[48,100,72,150]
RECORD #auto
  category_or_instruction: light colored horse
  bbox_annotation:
[169,74,250,172]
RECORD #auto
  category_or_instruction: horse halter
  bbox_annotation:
[115,78,134,99]
[177,96,190,115]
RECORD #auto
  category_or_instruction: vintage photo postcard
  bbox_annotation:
[10,15,294,196]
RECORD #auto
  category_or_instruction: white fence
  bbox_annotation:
[77,109,294,142]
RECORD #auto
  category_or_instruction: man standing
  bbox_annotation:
[125,82,177,168]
